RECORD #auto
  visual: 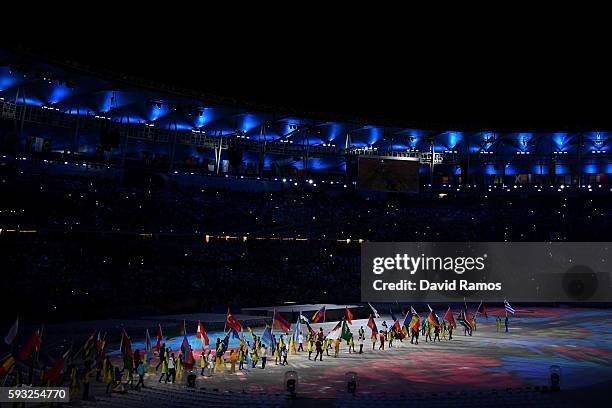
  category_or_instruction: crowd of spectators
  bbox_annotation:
[1,165,611,321]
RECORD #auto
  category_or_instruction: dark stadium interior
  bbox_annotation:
[0,40,611,407]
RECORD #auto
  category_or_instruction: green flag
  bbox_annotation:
[340,319,352,342]
[164,320,186,340]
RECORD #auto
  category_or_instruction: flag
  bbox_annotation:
[409,306,420,329]
[427,305,440,327]
[196,321,210,346]
[393,319,405,339]
[44,349,70,385]
[457,311,472,332]
[81,330,97,360]
[504,300,515,314]
[225,309,243,333]
[95,332,106,354]
[165,321,186,340]
[219,332,230,355]
[327,320,343,340]
[246,326,257,344]
[19,329,42,361]
[402,311,412,330]
[367,314,378,336]
[230,327,240,340]
[145,329,152,358]
[154,324,163,352]
[294,317,302,342]
[300,317,315,336]
[464,310,476,329]
[340,319,352,341]
[390,308,398,322]
[368,302,380,318]
[4,317,18,345]
[396,302,404,316]
[427,312,440,327]
[299,313,310,324]
[345,306,353,325]
[181,334,190,359]
[120,329,133,369]
[273,310,291,333]
[409,315,421,331]
[477,301,488,318]
[261,326,276,349]
[0,353,16,377]
[312,306,326,323]
[443,307,457,328]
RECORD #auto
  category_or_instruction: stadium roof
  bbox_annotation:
[0,47,610,158]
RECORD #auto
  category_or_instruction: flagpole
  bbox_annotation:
[224,309,228,333]
[73,329,93,362]
[35,325,44,364]
[474,300,483,319]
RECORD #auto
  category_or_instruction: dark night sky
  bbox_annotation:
[5,27,612,132]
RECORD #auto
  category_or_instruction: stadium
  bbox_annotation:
[0,43,611,408]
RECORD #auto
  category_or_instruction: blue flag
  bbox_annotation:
[402,311,411,329]
[390,308,398,322]
[230,327,240,340]
[294,317,301,343]
[261,326,276,350]
[220,332,230,354]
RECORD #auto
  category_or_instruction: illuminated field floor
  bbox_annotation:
[102,307,612,397]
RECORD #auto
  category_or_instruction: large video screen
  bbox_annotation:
[358,156,420,193]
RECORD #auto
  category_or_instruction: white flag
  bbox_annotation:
[4,317,18,345]
[368,303,380,318]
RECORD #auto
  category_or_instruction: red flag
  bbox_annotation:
[465,310,475,328]
[394,319,405,339]
[477,302,488,318]
[312,306,326,323]
[120,329,133,358]
[427,311,440,327]
[95,332,106,353]
[465,310,474,322]
[345,306,353,325]
[154,324,163,352]
[225,309,243,333]
[410,315,421,332]
[196,321,210,346]
[443,307,457,328]
[19,329,42,361]
[44,349,70,385]
[273,310,291,333]
[367,314,378,336]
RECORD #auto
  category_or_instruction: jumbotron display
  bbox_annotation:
[358,156,420,193]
